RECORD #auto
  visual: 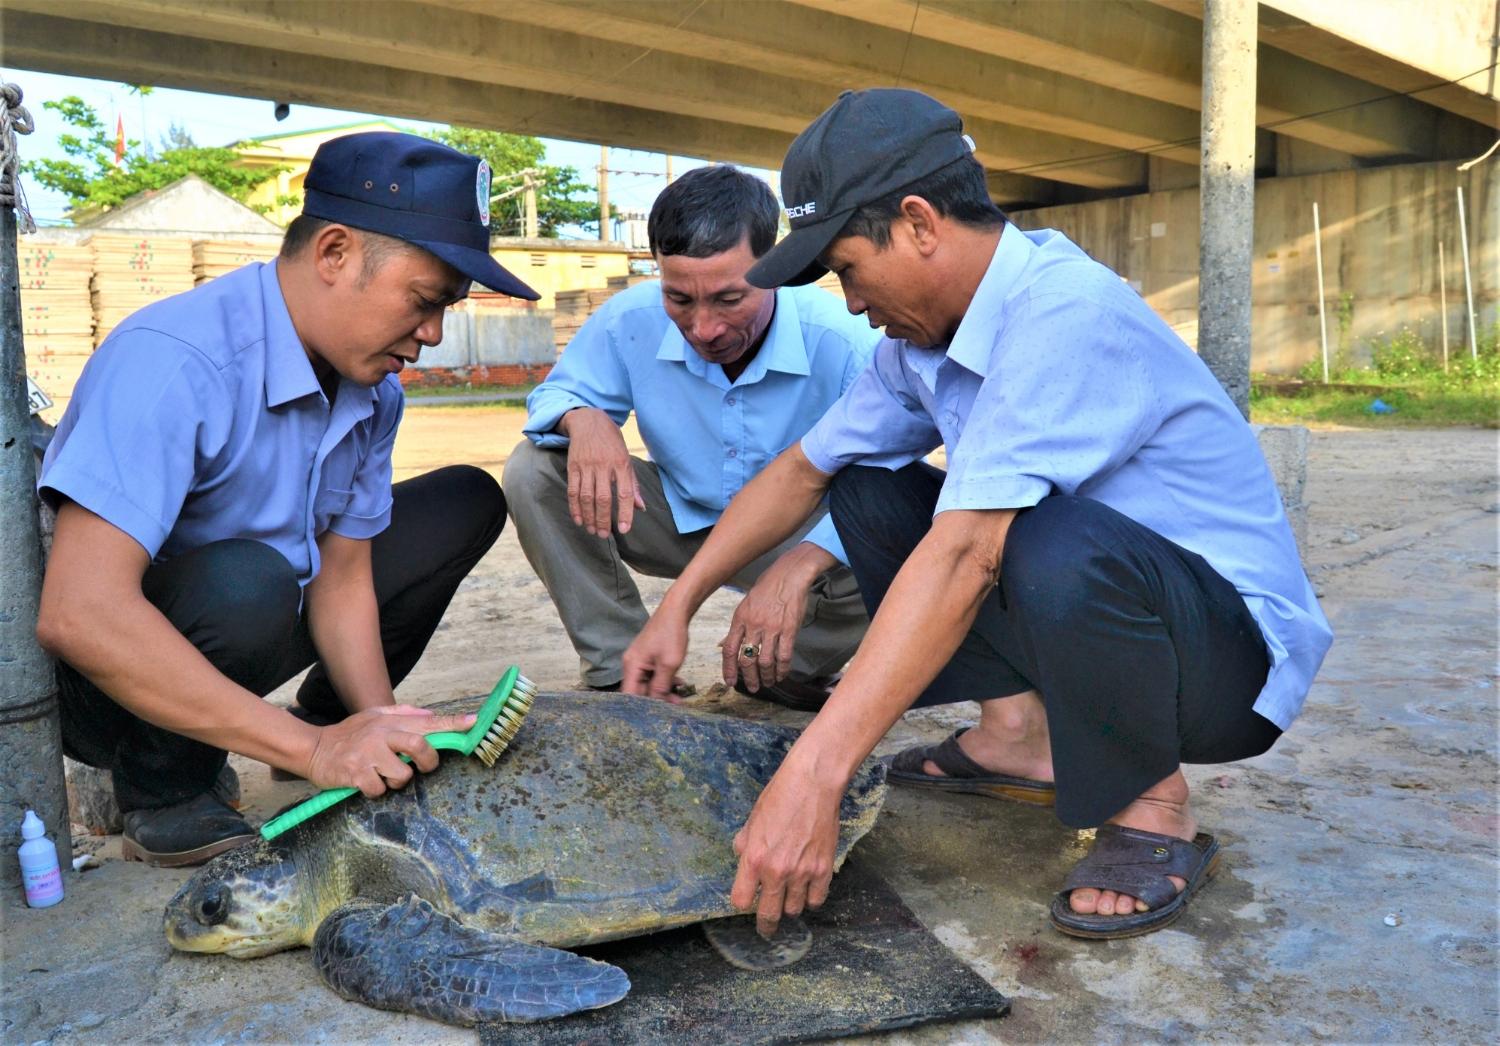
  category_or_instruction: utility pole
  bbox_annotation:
[522,173,538,240]
[597,145,610,243]
[665,154,674,184]
[0,81,72,903]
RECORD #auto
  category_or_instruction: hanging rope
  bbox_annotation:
[1,82,37,233]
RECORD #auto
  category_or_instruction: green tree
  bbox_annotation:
[426,126,605,237]
[21,94,283,218]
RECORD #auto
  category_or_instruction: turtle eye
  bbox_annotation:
[195,883,230,926]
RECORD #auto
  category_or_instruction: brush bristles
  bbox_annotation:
[474,673,536,767]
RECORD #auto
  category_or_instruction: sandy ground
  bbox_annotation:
[4,415,1497,1044]
[382,403,754,702]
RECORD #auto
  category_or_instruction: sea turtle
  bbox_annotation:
[163,691,888,1026]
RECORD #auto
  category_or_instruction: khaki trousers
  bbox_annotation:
[504,439,868,687]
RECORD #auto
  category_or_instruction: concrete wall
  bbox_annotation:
[490,239,635,310]
[422,309,555,369]
[1012,160,1498,373]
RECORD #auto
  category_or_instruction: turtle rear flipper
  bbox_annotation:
[313,896,630,1026]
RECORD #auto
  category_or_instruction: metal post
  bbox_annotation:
[1197,0,1258,418]
[597,145,610,243]
[0,82,73,903]
[1439,240,1450,371]
[1456,185,1478,360]
[1313,201,1329,383]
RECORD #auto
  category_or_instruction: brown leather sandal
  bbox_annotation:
[1049,825,1221,939]
[884,728,1056,806]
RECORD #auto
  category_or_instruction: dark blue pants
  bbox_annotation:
[57,465,506,812]
[829,463,1278,827]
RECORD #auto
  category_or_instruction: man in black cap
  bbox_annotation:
[36,132,538,866]
[624,90,1330,939]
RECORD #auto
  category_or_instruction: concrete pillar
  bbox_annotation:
[1198,0,1257,417]
[0,82,73,903]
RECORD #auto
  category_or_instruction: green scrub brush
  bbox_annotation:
[259,666,536,841]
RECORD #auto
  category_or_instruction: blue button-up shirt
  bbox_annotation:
[40,261,402,586]
[524,280,879,563]
[803,227,1332,730]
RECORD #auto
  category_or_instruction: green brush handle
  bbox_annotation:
[261,784,360,837]
[259,668,520,841]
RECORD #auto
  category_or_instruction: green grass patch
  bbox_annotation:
[1251,324,1500,428]
[404,384,535,405]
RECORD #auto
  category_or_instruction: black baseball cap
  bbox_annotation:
[301,132,540,300]
[748,89,975,289]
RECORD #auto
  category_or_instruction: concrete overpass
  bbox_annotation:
[2,0,1496,208]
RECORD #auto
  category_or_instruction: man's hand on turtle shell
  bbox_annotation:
[730,755,843,937]
[305,706,478,797]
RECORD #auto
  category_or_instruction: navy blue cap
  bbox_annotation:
[748,89,973,289]
[301,132,540,300]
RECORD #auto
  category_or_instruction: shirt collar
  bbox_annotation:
[260,259,378,412]
[943,225,1034,377]
[655,286,810,383]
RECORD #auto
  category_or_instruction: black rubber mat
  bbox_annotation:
[482,858,1010,1045]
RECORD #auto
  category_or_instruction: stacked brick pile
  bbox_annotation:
[90,235,194,346]
[551,273,656,351]
[192,239,279,284]
[18,241,95,423]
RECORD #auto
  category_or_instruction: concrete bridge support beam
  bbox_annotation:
[1198,0,1258,417]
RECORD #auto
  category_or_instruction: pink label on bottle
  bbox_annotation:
[24,866,63,904]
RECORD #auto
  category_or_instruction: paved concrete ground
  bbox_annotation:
[3,426,1496,1044]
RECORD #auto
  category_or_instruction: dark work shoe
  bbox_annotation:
[734,674,837,713]
[209,764,242,809]
[121,794,257,868]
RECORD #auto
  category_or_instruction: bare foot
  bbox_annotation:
[1067,769,1196,916]
[922,691,1056,784]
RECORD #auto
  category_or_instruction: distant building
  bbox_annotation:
[235,119,409,226]
[71,174,282,241]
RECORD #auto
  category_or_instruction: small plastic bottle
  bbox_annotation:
[18,809,64,908]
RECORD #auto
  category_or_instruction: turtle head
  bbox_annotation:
[164,840,308,957]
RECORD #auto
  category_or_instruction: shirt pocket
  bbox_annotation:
[313,486,355,533]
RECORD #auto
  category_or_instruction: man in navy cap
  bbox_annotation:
[624,90,1331,939]
[36,132,538,866]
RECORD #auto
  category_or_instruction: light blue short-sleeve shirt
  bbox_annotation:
[523,280,880,564]
[803,227,1332,730]
[40,260,403,587]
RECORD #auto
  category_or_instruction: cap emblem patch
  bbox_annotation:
[476,159,491,227]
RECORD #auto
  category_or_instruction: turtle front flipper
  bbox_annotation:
[312,896,630,1026]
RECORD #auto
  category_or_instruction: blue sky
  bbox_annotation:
[8,68,774,234]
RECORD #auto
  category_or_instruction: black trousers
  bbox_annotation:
[57,465,506,813]
[829,463,1279,827]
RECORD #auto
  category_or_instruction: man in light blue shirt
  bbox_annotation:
[506,166,877,707]
[36,133,536,866]
[625,90,1332,941]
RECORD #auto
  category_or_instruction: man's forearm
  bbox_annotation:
[305,538,394,712]
[554,405,606,438]
[661,445,832,619]
[784,509,1015,786]
[778,541,840,588]
[42,592,321,773]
